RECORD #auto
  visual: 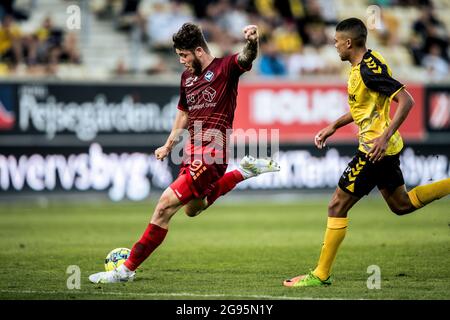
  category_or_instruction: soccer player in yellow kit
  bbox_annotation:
[284,18,450,287]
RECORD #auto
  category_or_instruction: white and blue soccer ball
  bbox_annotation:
[104,248,131,271]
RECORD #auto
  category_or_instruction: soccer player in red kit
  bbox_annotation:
[89,23,280,283]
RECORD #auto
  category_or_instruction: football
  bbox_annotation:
[104,248,131,271]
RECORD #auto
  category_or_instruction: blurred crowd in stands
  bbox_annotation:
[0,0,449,80]
[0,0,81,76]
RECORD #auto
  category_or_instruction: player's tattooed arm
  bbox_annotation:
[238,25,259,70]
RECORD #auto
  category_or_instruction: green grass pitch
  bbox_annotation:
[0,196,449,300]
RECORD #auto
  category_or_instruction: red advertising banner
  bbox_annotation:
[234,82,424,143]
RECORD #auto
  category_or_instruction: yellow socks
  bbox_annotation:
[313,217,349,281]
[311,179,450,281]
[407,178,450,209]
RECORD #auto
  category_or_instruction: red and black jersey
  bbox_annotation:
[177,53,251,163]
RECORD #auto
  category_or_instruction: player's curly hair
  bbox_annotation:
[172,22,210,53]
[336,18,367,48]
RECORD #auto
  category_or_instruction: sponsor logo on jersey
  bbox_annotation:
[350,72,360,89]
[202,87,216,102]
[185,76,198,87]
[204,71,214,82]
[187,93,196,104]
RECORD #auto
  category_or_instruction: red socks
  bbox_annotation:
[124,170,244,271]
[124,223,168,271]
[206,170,244,206]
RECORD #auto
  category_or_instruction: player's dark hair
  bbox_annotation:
[336,18,367,47]
[173,22,209,53]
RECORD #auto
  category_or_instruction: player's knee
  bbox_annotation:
[154,206,167,220]
[155,196,172,217]
[328,200,343,217]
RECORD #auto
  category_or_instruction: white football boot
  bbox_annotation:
[238,155,281,179]
[88,265,135,284]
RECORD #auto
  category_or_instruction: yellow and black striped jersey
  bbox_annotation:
[347,49,405,155]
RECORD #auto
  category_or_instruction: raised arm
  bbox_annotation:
[237,25,259,70]
[155,109,189,161]
[315,112,354,149]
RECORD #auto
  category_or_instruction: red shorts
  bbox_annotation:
[169,159,227,204]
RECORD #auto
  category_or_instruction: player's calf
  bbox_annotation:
[380,185,418,216]
[388,203,415,216]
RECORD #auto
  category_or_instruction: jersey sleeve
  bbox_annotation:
[177,78,188,111]
[360,58,404,99]
[224,53,252,78]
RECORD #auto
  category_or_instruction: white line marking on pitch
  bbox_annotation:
[0,289,351,300]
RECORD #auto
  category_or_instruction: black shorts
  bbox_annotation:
[338,150,405,198]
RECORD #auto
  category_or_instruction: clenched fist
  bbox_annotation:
[243,25,258,42]
[155,145,170,161]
